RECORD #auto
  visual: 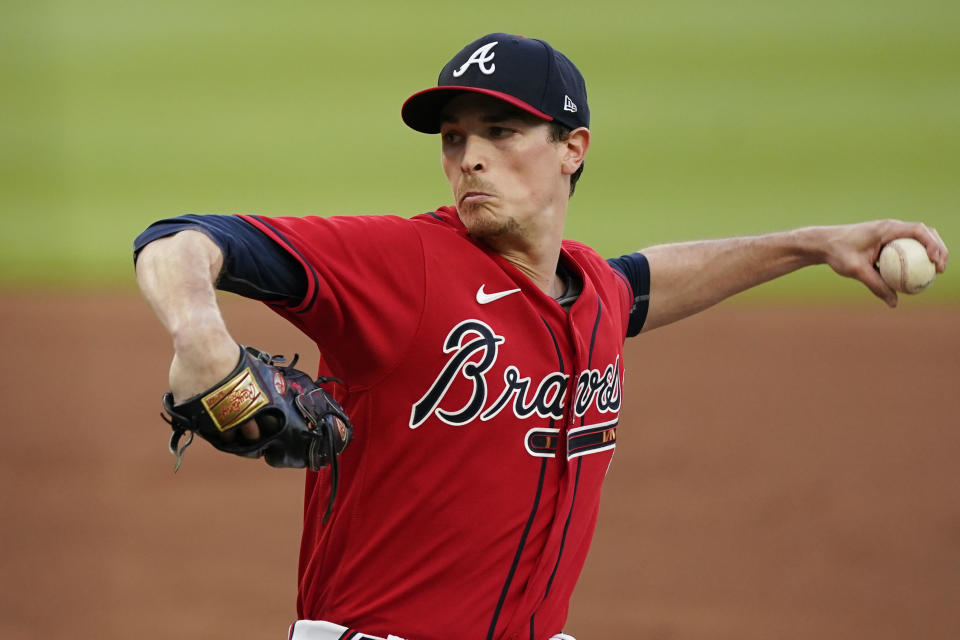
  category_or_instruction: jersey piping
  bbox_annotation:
[531,299,602,632]
[486,313,568,640]
[486,458,548,640]
[242,215,321,314]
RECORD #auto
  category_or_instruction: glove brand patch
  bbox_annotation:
[202,367,269,431]
[273,371,286,395]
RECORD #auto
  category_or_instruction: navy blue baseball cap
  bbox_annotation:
[402,33,589,134]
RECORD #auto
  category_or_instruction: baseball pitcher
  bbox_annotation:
[134,33,948,640]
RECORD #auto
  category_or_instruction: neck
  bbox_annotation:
[495,244,565,297]
[480,218,566,297]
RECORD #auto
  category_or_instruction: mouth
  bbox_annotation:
[459,191,492,207]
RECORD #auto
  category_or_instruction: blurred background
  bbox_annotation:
[1,1,957,639]
[2,0,957,298]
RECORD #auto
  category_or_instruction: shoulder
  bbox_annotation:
[242,206,463,239]
[243,212,410,236]
[409,205,466,233]
[561,238,602,259]
[561,239,615,276]
[562,238,635,312]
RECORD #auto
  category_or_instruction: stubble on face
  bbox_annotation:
[456,175,521,239]
[460,204,520,239]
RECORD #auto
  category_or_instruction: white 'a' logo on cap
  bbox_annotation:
[452,41,499,77]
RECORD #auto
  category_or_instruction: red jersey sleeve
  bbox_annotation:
[240,214,425,389]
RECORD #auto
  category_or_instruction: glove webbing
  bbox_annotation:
[161,347,347,524]
[300,388,342,524]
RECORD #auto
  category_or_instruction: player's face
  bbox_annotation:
[439,94,573,244]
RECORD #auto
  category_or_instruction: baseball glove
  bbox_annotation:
[161,345,352,522]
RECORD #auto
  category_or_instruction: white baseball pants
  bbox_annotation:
[289,619,576,640]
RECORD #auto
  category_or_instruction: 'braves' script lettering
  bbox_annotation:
[481,368,568,421]
[574,361,622,416]
[409,319,621,429]
[409,320,504,428]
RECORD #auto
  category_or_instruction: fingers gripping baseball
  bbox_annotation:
[823,219,949,307]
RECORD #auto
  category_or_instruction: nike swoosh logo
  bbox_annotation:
[476,285,521,304]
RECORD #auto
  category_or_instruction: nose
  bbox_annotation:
[460,135,486,174]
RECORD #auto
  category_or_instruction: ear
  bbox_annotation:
[560,127,590,176]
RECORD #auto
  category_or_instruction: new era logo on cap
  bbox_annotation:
[401,33,590,134]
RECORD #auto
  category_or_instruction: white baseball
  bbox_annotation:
[877,238,936,294]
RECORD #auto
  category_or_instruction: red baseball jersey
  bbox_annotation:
[242,207,634,640]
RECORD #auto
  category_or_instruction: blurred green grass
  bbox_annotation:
[1,0,957,301]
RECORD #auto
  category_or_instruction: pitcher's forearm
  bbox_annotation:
[639,220,948,332]
[640,228,825,330]
[135,230,240,400]
[135,231,224,336]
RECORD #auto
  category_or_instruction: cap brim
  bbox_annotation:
[401,86,554,134]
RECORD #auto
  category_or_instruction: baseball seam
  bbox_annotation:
[895,242,908,292]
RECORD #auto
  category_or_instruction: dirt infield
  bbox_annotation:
[2,293,958,640]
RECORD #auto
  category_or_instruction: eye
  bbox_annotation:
[442,130,463,145]
[489,126,512,139]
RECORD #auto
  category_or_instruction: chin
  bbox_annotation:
[459,207,519,239]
